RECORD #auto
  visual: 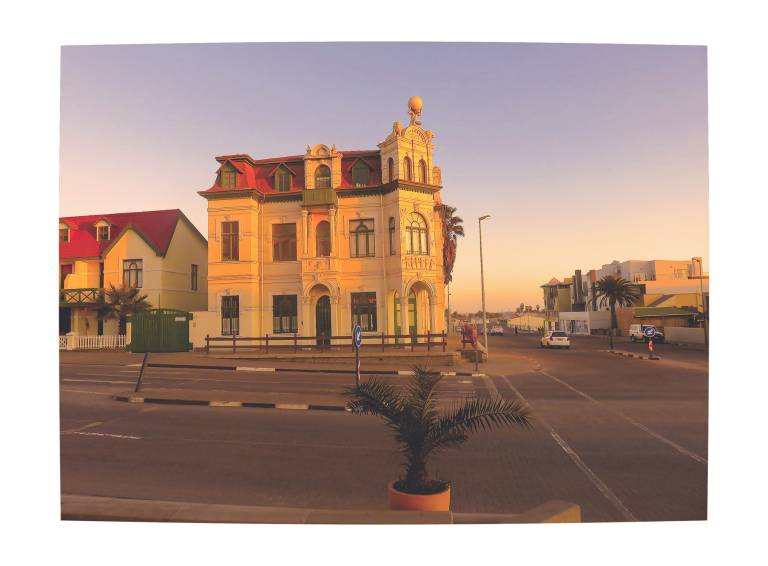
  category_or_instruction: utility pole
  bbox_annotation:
[696,257,708,346]
[479,215,491,355]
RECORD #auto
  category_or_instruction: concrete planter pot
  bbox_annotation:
[387,481,451,511]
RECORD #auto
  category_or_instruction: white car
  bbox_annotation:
[540,331,570,349]
[489,325,504,336]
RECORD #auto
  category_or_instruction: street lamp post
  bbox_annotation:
[696,257,708,346]
[479,215,491,355]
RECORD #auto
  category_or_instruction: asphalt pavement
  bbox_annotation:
[59,334,708,522]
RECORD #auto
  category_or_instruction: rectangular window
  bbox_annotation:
[272,295,298,334]
[272,223,297,261]
[351,292,377,332]
[97,226,110,241]
[221,170,237,189]
[221,295,240,336]
[350,219,375,258]
[191,264,198,291]
[221,221,239,261]
[59,228,69,243]
[122,259,143,288]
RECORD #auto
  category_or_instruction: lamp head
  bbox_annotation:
[479,215,491,221]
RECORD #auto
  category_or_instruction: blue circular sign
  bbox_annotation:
[353,325,363,348]
[643,326,656,338]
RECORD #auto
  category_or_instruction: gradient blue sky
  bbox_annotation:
[60,43,708,311]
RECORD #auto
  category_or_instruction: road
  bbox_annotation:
[59,334,708,522]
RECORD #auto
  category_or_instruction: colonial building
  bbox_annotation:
[59,209,208,336]
[196,97,447,341]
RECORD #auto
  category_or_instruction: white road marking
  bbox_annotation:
[62,421,103,434]
[236,367,276,372]
[549,430,638,522]
[398,370,415,376]
[62,379,133,385]
[60,388,112,396]
[61,430,141,440]
[500,375,638,522]
[537,370,708,465]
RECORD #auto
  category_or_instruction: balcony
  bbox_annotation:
[302,188,337,207]
[60,288,100,306]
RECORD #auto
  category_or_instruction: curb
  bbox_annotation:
[113,394,347,412]
[606,350,660,361]
[129,362,486,378]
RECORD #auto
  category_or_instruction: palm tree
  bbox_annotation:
[96,283,152,334]
[345,367,531,495]
[436,204,465,284]
[594,275,641,349]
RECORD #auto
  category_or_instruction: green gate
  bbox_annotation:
[129,309,193,353]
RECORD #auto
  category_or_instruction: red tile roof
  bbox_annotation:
[59,209,195,260]
[200,150,382,195]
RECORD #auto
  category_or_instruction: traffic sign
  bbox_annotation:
[353,325,363,349]
[643,326,656,338]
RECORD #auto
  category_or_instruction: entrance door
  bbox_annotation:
[408,289,418,338]
[59,307,72,335]
[316,296,331,347]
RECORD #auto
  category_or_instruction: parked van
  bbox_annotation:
[628,324,665,343]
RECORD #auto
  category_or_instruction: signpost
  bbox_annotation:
[643,326,657,359]
[353,325,362,386]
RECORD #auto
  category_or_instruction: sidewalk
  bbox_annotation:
[61,494,581,524]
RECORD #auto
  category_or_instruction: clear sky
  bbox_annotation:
[60,42,708,312]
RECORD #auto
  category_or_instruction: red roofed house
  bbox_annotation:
[59,209,208,337]
[193,97,447,342]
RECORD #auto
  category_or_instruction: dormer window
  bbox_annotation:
[315,165,331,189]
[220,164,237,189]
[59,227,70,243]
[351,160,370,187]
[97,225,110,241]
[275,166,292,192]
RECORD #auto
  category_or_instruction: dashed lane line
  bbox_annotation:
[499,375,638,522]
[61,430,141,440]
[537,370,708,465]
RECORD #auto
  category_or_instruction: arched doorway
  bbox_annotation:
[316,295,331,347]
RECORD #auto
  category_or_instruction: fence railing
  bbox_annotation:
[205,331,447,354]
[59,336,67,350]
[65,334,127,350]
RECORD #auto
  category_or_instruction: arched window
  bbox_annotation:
[405,212,429,255]
[403,156,412,181]
[315,165,331,189]
[316,221,331,257]
[350,219,375,257]
[275,167,291,192]
[419,159,428,184]
[351,161,370,186]
[388,217,396,255]
[387,157,394,182]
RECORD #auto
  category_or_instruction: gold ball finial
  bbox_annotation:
[408,96,423,125]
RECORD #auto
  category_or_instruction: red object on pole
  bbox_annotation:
[649,338,654,354]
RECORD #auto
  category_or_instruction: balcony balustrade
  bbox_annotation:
[60,288,100,306]
[302,187,337,207]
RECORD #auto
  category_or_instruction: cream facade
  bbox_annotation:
[59,210,208,336]
[198,99,447,341]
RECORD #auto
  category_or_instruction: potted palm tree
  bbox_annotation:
[344,367,531,511]
[594,275,641,349]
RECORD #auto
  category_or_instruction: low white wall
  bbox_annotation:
[663,327,706,344]
[190,310,219,349]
